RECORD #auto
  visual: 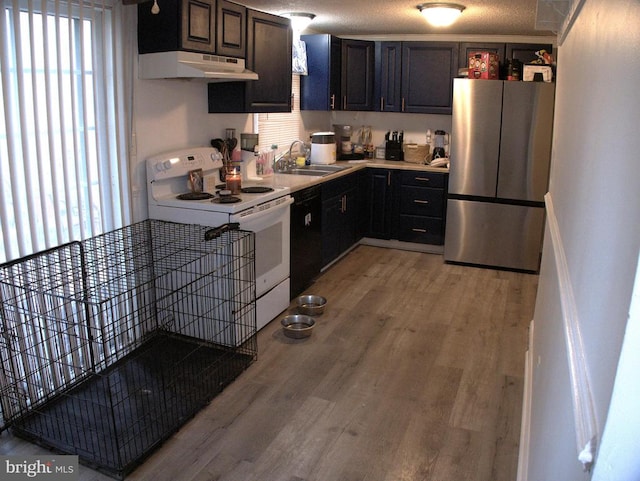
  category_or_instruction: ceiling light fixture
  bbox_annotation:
[417,3,465,27]
[283,12,316,32]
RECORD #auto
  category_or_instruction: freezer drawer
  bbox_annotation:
[444,199,545,271]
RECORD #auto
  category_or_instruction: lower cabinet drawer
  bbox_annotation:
[396,215,444,245]
[397,170,447,188]
[399,186,444,216]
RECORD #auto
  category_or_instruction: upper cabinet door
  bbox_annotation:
[180,0,216,53]
[341,39,375,111]
[216,0,246,57]
[245,9,292,112]
[300,34,341,111]
[401,42,458,114]
[376,42,402,112]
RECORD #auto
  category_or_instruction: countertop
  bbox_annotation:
[274,159,449,194]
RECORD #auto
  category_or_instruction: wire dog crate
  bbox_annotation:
[0,220,256,479]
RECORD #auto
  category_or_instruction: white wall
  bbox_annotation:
[131,78,252,221]
[525,0,640,479]
[593,253,640,480]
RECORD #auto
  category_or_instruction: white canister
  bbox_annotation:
[310,132,336,165]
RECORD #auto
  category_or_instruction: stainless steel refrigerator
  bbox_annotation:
[444,78,555,272]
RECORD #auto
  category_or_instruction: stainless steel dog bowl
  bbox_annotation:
[281,315,315,339]
[296,295,327,316]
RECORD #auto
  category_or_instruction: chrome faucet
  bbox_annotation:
[288,140,306,158]
[274,140,308,172]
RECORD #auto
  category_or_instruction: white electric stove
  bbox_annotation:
[147,146,292,333]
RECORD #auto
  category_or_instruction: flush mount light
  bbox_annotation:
[417,3,465,27]
[283,12,316,32]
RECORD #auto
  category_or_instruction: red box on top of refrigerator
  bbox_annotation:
[468,52,499,79]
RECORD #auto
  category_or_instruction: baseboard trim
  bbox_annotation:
[359,237,444,254]
[517,319,534,481]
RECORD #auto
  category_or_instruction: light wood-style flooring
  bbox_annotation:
[0,246,538,481]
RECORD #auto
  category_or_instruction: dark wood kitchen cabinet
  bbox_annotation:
[138,0,245,57]
[376,41,458,114]
[401,42,458,114]
[300,34,375,111]
[458,42,505,69]
[365,168,395,239]
[300,34,340,110]
[341,39,375,110]
[290,185,323,299]
[208,9,292,113]
[215,0,246,57]
[506,42,554,65]
[244,9,292,112]
[376,42,402,112]
[395,170,448,245]
[321,173,361,267]
[364,167,448,245]
[459,42,553,77]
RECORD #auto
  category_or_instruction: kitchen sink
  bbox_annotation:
[284,169,331,177]
[303,165,349,171]
[280,165,352,177]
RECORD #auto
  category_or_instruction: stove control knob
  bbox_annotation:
[156,158,178,172]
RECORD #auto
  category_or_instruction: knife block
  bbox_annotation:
[384,140,403,161]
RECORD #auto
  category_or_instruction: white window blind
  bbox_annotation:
[0,0,132,264]
[256,75,308,154]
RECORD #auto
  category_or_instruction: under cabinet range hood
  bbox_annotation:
[139,51,259,81]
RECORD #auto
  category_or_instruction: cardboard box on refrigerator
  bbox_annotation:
[468,52,499,80]
[522,64,553,82]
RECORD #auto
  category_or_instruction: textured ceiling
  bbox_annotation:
[241,0,554,37]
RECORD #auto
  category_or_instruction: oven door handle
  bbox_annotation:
[204,222,240,241]
[229,196,293,224]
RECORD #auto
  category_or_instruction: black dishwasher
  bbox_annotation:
[290,185,322,299]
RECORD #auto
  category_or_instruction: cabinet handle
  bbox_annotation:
[412,228,427,233]
[343,96,347,110]
[387,172,391,186]
[401,97,405,112]
[414,177,430,182]
[414,199,429,204]
[380,97,384,111]
[343,195,347,212]
[330,94,335,110]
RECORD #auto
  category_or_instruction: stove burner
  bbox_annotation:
[213,196,241,204]
[241,186,274,194]
[177,192,214,200]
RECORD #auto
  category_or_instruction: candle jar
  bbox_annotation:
[225,169,241,194]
